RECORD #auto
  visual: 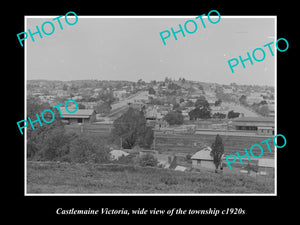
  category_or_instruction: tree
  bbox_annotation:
[188,97,211,120]
[98,91,115,105]
[239,95,247,105]
[111,107,153,149]
[215,99,222,106]
[164,111,184,125]
[188,107,201,120]
[167,82,180,90]
[137,79,145,86]
[227,110,240,119]
[257,105,269,117]
[68,135,109,163]
[150,80,157,85]
[194,96,208,108]
[188,105,211,120]
[148,87,156,95]
[259,100,268,105]
[172,103,180,110]
[210,134,224,171]
[94,101,112,115]
[26,96,66,160]
[26,96,110,163]
[62,84,68,91]
[70,83,78,92]
[137,126,154,149]
[39,127,76,161]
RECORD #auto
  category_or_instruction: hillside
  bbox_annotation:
[27,161,274,194]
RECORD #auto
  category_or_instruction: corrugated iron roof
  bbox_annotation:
[233,117,274,122]
[60,108,95,118]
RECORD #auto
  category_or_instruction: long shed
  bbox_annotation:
[60,108,96,124]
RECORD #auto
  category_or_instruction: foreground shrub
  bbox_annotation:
[160,175,178,185]
[138,154,158,167]
[68,136,109,163]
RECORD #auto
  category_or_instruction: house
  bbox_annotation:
[60,108,96,124]
[191,146,223,170]
[258,158,274,176]
[110,150,129,160]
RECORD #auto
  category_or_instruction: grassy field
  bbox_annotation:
[27,161,274,194]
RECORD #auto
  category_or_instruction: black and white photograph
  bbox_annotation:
[24,15,276,195]
[13,4,296,221]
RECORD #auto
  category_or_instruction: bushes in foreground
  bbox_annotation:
[27,127,110,164]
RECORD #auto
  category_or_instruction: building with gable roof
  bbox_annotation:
[60,108,96,124]
[191,146,224,170]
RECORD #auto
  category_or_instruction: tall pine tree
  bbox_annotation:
[210,134,224,172]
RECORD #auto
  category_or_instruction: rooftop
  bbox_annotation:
[191,147,213,160]
[233,117,274,123]
[60,108,95,118]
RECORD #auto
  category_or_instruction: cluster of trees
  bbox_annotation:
[251,101,269,117]
[167,82,181,90]
[188,97,212,120]
[212,112,226,120]
[27,97,109,163]
[27,97,156,163]
[111,107,154,149]
[164,110,184,125]
[94,101,112,115]
[148,87,156,95]
[210,134,224,172]
[227,110,240,119]
[162,97,229,124]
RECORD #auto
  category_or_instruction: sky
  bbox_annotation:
[26,16,275,86]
